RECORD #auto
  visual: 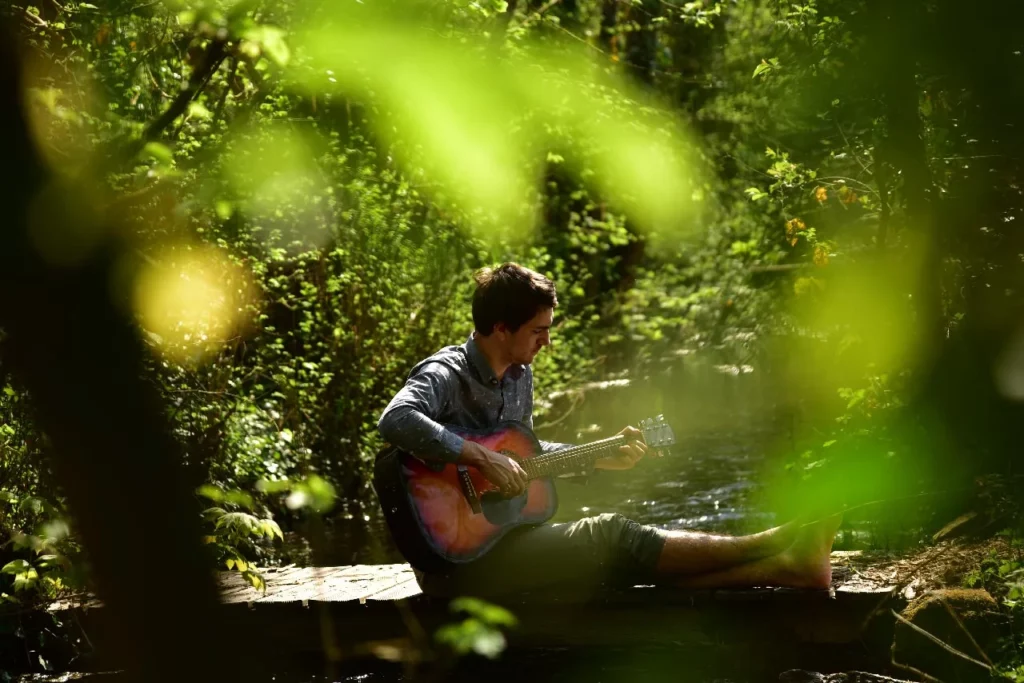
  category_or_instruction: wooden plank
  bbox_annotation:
[57,570,900,668]
[48,558,901,657]
[36,552,907,674]
[213,560,895,607]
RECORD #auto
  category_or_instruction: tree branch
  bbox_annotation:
[116,37,228,167]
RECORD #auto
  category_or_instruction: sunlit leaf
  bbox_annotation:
[260,519,283,540]
[187,101,212,120]
[143,141,174,166]
[241,25,290,66]
[304,475,336,514]
[450,596,517,627]
[256,479,292,494]
[40,520,69,544]
[224,490,254,509]
[1,560,31,575]
[197,484,224,502]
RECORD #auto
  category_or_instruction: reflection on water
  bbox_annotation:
[550,427,779,535]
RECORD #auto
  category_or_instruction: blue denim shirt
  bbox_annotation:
[377,335,571,463]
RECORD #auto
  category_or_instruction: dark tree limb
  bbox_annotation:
[116,37,228,166]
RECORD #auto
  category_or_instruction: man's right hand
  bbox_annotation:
[458,440,528,496]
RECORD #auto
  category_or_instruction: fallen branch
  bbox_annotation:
[891,609,993,672]
[889,658,943,683]
[939,596,993,666]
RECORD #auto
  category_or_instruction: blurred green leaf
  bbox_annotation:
[187,101,212,120]
[197,484,224,502]
[242,25,290,66]
[450,596,518,627]
[143,141,174,166]
[1,560,31,575]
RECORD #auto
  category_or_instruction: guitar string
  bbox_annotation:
[529,438,621,469]
[521,436,627,479]
[525,425,671,476]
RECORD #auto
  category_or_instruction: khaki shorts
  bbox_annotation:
[415,513,667,598]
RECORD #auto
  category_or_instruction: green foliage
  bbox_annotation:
[198,484,283,592]
[0,489,81,606]
[961,535,1024,678]
[435,597,518,659]
[257,475,337,515]
[3,3,1024,678]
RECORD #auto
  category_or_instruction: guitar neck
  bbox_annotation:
[520,434,628,480]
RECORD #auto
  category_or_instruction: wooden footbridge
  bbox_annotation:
[49,551,901,664]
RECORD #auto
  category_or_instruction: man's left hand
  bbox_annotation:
[594,425,648,471]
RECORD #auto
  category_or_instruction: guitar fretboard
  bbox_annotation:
[519,435,628,480]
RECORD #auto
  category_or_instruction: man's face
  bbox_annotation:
[501,307,553,365]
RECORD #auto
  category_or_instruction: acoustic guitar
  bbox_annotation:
[373,416,676,573]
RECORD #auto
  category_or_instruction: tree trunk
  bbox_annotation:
[0,24,243,683]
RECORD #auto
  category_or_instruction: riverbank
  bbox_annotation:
[16,529,1011,683]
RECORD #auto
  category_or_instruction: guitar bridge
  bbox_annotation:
[457,465,483,515]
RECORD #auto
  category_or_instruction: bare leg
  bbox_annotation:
[653,517,803,575]
[662,515,842,590]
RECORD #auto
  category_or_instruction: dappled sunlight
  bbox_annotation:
[131,242,257,364]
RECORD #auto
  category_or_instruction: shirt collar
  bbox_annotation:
[465,334,524,386]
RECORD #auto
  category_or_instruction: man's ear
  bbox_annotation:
[492,322,508,340]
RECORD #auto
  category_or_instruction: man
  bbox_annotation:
[378,263,840,597]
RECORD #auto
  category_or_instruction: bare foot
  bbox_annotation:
[668,514,843,590]
[777,514,843,589]
[757,516,804,555]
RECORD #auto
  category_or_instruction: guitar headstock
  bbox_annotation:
[639,415,676,457]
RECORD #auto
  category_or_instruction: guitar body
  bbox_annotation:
[373,421,557,573]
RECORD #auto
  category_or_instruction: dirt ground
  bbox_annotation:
[830,535,1014,599]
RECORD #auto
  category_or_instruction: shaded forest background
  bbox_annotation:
[2,0,1024,678]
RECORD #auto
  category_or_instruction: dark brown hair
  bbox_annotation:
[472,263,557,335]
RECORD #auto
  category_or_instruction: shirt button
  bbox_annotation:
[490,378,498,385]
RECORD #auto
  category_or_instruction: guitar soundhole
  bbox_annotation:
[479,490,528,525]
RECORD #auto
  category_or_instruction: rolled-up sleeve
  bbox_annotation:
[378,365,465,463]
